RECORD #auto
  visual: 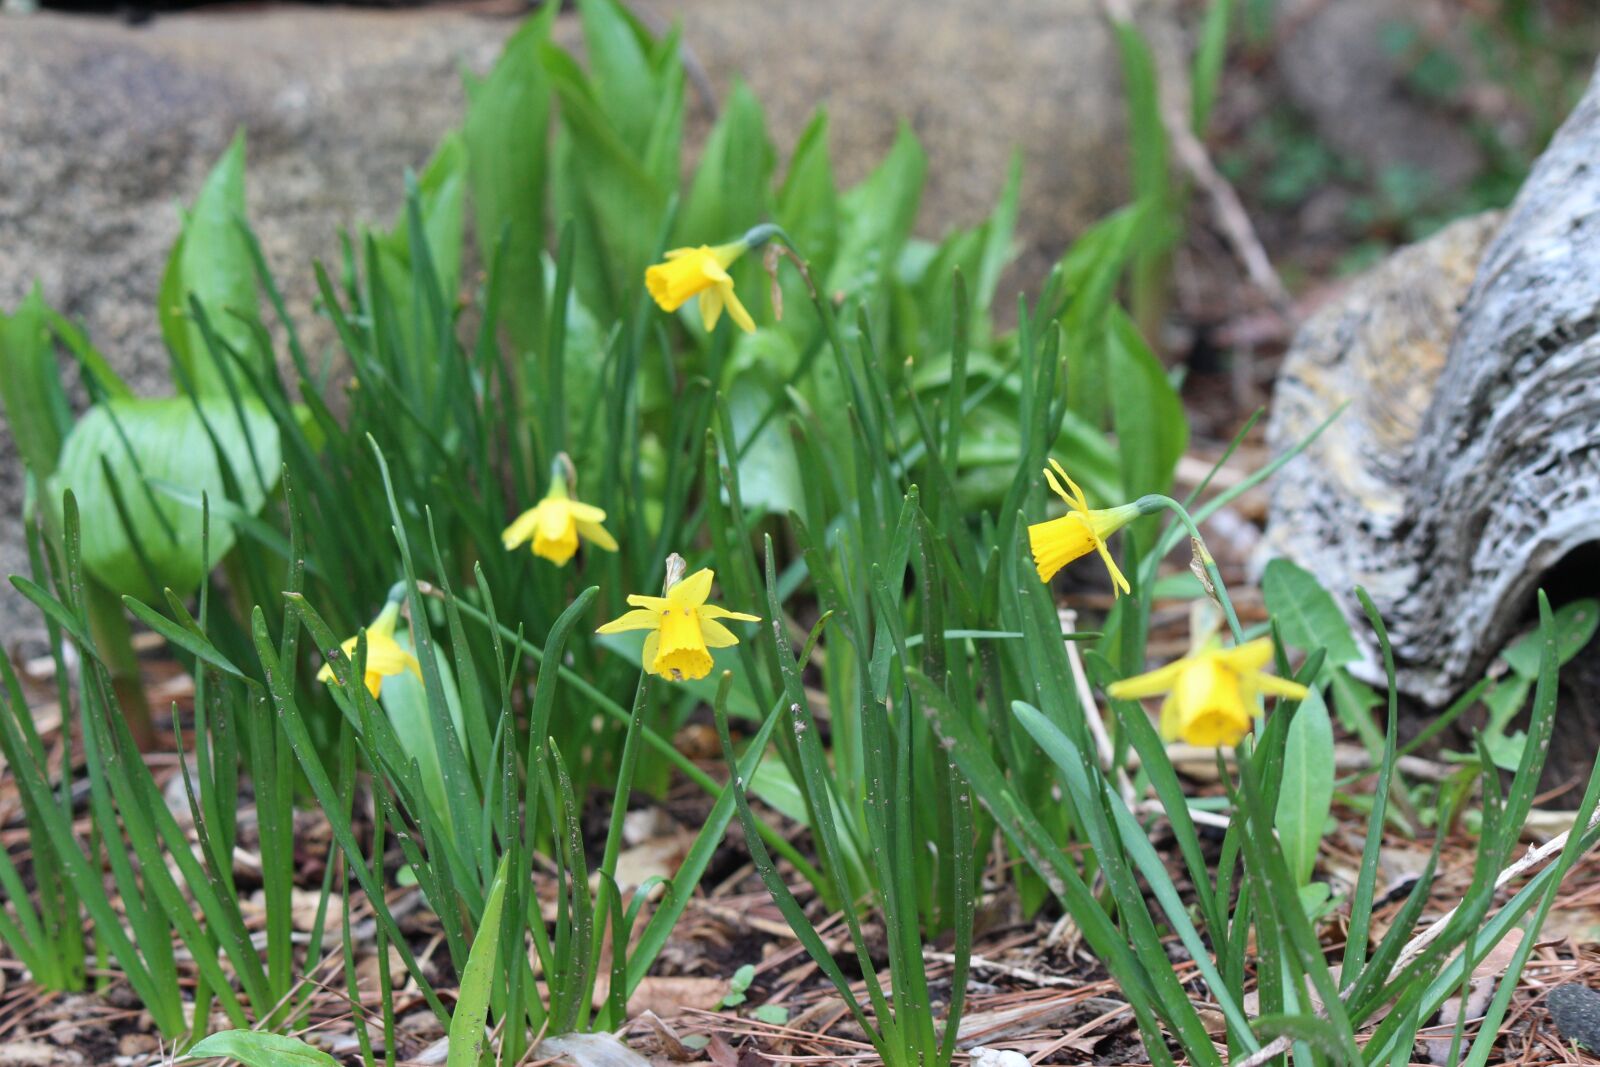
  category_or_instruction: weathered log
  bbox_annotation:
[1263,60,1600,708]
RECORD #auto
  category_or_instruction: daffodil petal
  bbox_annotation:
[501,506,541,550]
[575,519,618,552]
[1107,658,1188,701]
[670,568,714,607]
[1042,464,1074,507]
[626,594,672,610]
[1254,674,1310,701]
[1094,537,1132,597]
[700,286,724,332]
[1218,637,1276,673]
[597,608,661,634]
[699,617,740,648]
[641,630,660,670]
[722,283,756,333]
[1049,458,1090,512]
[1157,692,1181,741]
[565,501,607,523]
[699,604,759,622]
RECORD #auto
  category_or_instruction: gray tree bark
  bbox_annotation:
[1264,60,1600,707]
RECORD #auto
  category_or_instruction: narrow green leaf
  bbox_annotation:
[447,855,510,1067]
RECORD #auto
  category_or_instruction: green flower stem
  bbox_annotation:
[1133,494,1244,644]
[445,594,826,886]
[587,670,650,1011]
[86,579,154,751]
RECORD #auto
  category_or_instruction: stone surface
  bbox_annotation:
[1275,0,1485,195]
[1548,983,1600,1053]
[655,0,1154,292]
[1263,60,1600,706]
[0,6,511,644]
[0,0,1150,640]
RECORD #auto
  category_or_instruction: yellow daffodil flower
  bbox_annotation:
[316,601,421,700]
[645,240,756,334]
[502,479,617,566]
[1027,458,1139,595]
[1107,637,1309,748]
[596,567,759,681]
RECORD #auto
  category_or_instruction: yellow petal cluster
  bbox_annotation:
[1107,637,1309,748]
[502,482,617,566]
[316,602,422,700]
[1027,458,1138,595]
[645,241,756,334]
[596,567,759,682]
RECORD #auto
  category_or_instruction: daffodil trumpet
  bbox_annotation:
[1107,637,1309,749]
[316,597,422,700]
[645,224,781,334]
[502,459,617,566]
[597,562,759,682]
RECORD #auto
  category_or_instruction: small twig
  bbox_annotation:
[924,950,1089,990]
[1059,608,1138,808]
[1092,0,1293,319]
[1234,1034,1292,1067]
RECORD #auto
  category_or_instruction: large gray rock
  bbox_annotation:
[0,7,511,645]
[657,0,1149,290]
[0,1,1146,642]
[1264,60,1600,706]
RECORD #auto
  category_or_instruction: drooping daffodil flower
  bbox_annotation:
[597,564,759,681]
[1107,637,1309,748]
[316,600,422,700]
[502,473,617,567]
[1027,458,1139,596]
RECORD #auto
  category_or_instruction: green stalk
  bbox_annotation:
[85,579,154,750]
[585,673,651,1012]
[1133,494,1244,642]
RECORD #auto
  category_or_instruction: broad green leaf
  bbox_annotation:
[0,285,71,481]
[1108,307,1185,503]
[677,81,774,247]
[183,1031,336,1067]
[1501,598,1597,677]
[1262,558,1361,665]
[371,130,469,393]
[50,396,281,594]
[828,123,926,301]
[775,109,839,282]
[447,855,509,1067]
[542,43,669,314]
[465,7,555,353]
[421,134,469,300]
[974,151,1023,312]
[162,133,262,395]
[1276,688,1335,887]
[727,375,804,517]
[576,0,660,153]
[545,255,607,468]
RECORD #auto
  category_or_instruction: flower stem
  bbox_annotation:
[1133,494,1245,643]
